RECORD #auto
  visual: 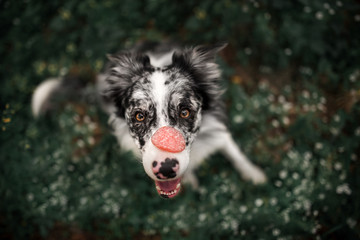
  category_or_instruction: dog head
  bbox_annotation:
[104,43,226,198]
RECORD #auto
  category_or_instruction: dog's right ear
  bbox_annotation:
[104,52,152,117]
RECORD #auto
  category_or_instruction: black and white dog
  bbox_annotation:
[32,42,266,198]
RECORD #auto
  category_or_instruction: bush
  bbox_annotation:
[1,0,359,239]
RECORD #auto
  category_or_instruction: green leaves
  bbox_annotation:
[1,0,360,239]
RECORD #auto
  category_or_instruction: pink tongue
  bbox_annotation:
[156,179,180,192]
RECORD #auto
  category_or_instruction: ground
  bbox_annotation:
[1,0,360,239]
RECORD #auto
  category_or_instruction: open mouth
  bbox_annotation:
[155,178,181,198]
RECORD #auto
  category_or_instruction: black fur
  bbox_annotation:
[104,42,227,150]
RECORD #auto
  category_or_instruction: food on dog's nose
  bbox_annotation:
[151,126,185,153]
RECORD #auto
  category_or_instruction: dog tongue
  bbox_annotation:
[156,178,181,192]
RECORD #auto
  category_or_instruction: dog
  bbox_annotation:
[32,42,266,198]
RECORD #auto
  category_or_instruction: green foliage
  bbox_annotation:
[1,0,360,239]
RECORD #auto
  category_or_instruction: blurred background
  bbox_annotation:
[1,0,360,239]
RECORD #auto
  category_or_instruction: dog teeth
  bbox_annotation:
[176,183,181,189]
[156,185,161,190]
[160,189,178,196]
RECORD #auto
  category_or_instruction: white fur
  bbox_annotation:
[108,113,140,156]
[31,78,61,117]
[148,51,174,68]
[32,47,267,191]
[150,71,168,127]
[100,48,267,188]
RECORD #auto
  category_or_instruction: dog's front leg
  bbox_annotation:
[220,132,267,184]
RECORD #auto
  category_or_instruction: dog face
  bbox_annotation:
[105,44,226,198]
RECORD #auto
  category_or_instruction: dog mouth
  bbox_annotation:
[155,178,181,198]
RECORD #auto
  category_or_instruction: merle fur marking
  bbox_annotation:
[32,41,267,199]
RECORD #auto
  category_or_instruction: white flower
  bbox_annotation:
[347,218,357,228]
[278,95,286,104]
[336,183,352,195]
[304,6,312,13]
[120,189,128,197]
[284,48,292,56]
[330,127,339,136]
[279,170,288,179]
[236,103,243,111]
[267,94,275,102]
[270,198,278,206]
[282,116,290,125]
[80,197,88,205]
[199,213,207,222]
[253,99,260,109]
[340,173,346,181]
[320,97,327,104]
[272,119,280,128]
[355,15,360,22]
[317,103,326,112]
[334,114,341,122]
[67,165,75,172]
[77,139,85,147]
[323,3,330,9]
[315,11,324,20]
[233,115,244,124]
[27,193,34,201]
[259,81,269,90]
[255,198,264,207]
[275,180,282,187]
[334,162,342,170]
[315,142,323,150]
[240,205,248,213]
[272,228,281,236]
[304,152,312,161]
[244,47,252,55]
[355,127,360,136]
[292,172,299,180]
[302,90,310,99]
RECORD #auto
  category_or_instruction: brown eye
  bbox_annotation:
[180,109,190,119]
[135,112,145,122]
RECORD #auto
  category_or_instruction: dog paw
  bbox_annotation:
[242,165,267,185]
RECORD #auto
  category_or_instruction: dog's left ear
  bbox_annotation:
[172,42,227,68]
[172,43,228,110]
[191,42,228,63]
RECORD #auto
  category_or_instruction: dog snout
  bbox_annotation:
[151,126,185,153]
[152,158,179,179]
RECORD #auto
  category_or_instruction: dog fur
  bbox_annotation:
[32,42,266,198]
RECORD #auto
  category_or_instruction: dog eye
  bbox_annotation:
[135,112,145,122]
[180,109,190,119]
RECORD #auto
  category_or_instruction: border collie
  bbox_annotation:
[32,42,266,198]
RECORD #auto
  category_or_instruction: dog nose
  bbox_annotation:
[152,158,179,179]
[151,126,185,153]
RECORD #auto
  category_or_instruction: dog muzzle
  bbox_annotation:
[144,126,188,198]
